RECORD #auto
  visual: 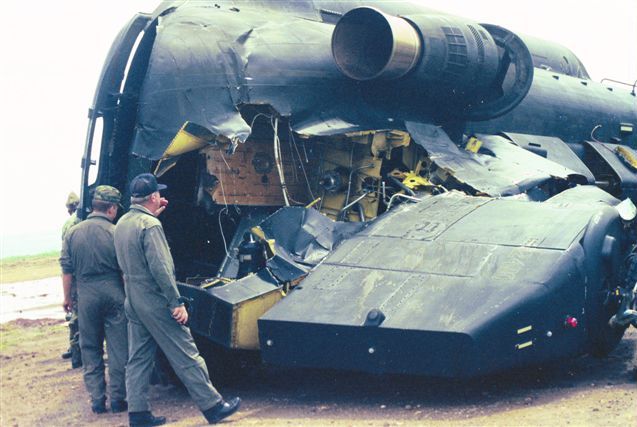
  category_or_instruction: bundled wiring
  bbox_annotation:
[272,117,290,206]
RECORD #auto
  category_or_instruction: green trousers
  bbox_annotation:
[125,298,222,413]
[77,280,128,403]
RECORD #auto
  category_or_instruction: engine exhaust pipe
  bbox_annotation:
[331,7,421,80]
[331,7,534,121]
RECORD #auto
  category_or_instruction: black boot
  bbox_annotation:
[91,398,107,414]
[111,400,128,413]
[202,397,241,424]
[129,411,166,427]
[71,346,82,369]
[61,349,72,359]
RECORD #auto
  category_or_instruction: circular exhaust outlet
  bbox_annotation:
[331,7,421,81]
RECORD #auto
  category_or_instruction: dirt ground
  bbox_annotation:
[0,319,635,427]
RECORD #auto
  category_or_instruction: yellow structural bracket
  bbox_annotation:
[465,136,483,153]
[154,121,216,176]
[250,226,276,258]
[306,197,321,208]
[402,172,432,190]
[201,277,233,289]
[616,146,637,171]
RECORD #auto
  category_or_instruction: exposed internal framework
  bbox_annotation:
[199,124,414,220]
[157,109,430,281]
[155,102,604,283]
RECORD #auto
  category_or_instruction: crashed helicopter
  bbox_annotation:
[79,0,637,378]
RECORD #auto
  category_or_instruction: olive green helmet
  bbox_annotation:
[65,192,80,209]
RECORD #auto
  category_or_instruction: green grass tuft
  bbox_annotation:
[1,250,59,263]
[0,251,61,284]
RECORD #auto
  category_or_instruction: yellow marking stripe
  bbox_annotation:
[516,340,533,350]
[517,325,532,334]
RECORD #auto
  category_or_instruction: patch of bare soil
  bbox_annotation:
[9,319,62,328]
[0,320,635,427]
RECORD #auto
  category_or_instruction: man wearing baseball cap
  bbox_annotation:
[60,185,128,414]
[114,173,240,427]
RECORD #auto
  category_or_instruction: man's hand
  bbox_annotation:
[172,305,188,325]
[62,273,74,313]
[154,197,169,216]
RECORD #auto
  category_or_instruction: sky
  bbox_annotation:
[0,0,636,256]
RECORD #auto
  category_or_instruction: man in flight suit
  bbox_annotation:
[62,191,81,238]
[61,191,82,368]
[114,173,240,427]
[60,186,128,414]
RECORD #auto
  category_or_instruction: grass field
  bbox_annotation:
[0,251,60,284]
[0,319,63,352]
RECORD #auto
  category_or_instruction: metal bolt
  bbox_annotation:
[368,347,375,354]
[546,331,553,337]
[266,339,273,347]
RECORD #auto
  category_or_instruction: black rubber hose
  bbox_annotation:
[387,175,416,197]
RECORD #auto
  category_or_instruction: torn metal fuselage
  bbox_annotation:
[81,1,637,378]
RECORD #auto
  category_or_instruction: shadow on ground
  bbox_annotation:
[170,329,637,421]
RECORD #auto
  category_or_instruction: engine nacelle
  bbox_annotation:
[331,7,535,121]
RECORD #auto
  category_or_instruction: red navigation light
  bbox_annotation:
[564,316,578,328]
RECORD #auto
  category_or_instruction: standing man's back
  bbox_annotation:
[60,186,128,414]
[114,173,240,427]
[114,204,179,312]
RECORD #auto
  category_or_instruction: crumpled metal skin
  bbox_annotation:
[127,1,637,163]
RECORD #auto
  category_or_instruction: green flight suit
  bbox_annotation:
[61,211,82,367]
[114,204,222,413]
[61,211,80,240]
[60,212,128,404]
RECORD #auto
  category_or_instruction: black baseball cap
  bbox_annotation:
[130,173,167,197]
